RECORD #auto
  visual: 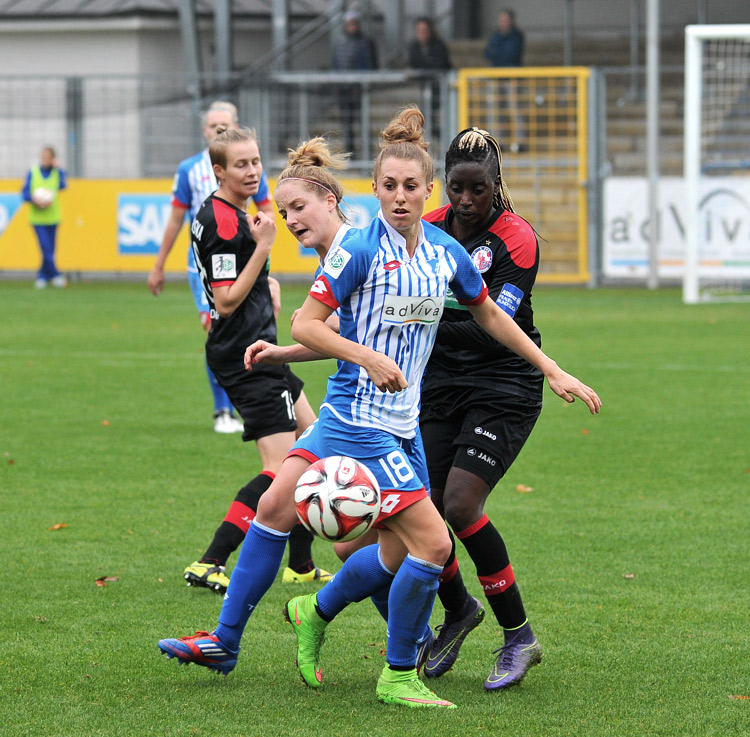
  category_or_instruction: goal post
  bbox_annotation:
[683,24,750,304]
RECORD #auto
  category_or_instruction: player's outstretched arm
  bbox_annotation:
[148,205,188,295]
[542,367,601,414]
[244,340,327,370]
[467,298,601,414]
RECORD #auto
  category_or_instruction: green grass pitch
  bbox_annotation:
[1,280,748,736]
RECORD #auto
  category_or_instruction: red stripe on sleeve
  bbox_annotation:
[287,448,320,464]
[457,282,489,307]
[308,274,340,310]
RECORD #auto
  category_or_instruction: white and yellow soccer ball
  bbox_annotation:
[294,456,381,542]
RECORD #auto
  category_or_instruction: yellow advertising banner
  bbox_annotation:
[0,178,443,277]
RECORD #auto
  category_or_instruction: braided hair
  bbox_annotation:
[444,127,514,213]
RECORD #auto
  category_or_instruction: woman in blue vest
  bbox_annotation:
[22,146,67,289]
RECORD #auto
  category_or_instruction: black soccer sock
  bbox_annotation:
[456,514,527,630]
[437,529,469,613]
[287,523,315,573]
[201,472,274,567]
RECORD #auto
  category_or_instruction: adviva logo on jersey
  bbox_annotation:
[382,294,444,325]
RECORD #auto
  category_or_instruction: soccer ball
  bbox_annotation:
[294,456,380,542]
[32,188,54,208]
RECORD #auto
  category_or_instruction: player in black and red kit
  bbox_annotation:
[420,127,544,690]
[185,125,332,592]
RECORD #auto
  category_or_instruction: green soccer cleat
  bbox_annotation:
[183,561,230,594]
[284,594,328,688]
[376,666,457,709]
[282,566,334,584]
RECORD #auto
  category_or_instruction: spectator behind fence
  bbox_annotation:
[407,16,452,139]
[484,9,524,67]
[407,17,452,72]
[331,8,378,155]
[484,10,526,152]
[22,145,67,289]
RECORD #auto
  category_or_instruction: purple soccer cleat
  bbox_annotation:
[484,638,542,690]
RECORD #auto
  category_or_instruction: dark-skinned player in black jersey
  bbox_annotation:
[418,126,547,690]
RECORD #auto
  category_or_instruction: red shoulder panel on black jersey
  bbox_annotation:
[212,198,239,241]
[489,212,537,269]
[423,204,451,224]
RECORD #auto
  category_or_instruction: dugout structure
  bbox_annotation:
[683,24,750,304]
[456,66,591,284]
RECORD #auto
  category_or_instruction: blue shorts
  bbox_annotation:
[187,248,209,313]
[290,406,430,523]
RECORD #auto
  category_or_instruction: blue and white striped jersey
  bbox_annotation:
[309,212,488,439]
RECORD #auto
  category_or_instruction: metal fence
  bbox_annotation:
[0,72,454,180]
[457,66,592,282]
[1,65,700,284]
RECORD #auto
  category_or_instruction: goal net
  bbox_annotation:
[683,25,750,303]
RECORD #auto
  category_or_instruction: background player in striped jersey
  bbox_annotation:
[419,127,546,690]
[157,108,600,710]
[147,100,274,434]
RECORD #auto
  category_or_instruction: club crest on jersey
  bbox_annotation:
[212,254,236,279]
[323,246,352,279]
[471,246,493,273]
[382,294,444,325]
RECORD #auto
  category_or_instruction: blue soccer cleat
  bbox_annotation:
[158,630,239,676]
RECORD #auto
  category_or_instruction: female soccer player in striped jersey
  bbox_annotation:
[157,108,600,710]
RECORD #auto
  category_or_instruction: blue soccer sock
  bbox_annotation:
[386,554,442,668]
[316,544,394,620]
[207,358,232,413]
[369,584,390,624]
[215,520,288,651]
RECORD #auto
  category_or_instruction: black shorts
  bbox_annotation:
[211,362,305,442]
[420,386,542,490]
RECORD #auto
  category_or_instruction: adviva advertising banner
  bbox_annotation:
[603,177,750,279]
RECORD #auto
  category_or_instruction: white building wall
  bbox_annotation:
[479,0,749,36]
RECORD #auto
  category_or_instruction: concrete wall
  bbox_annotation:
[479,0,750,37]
